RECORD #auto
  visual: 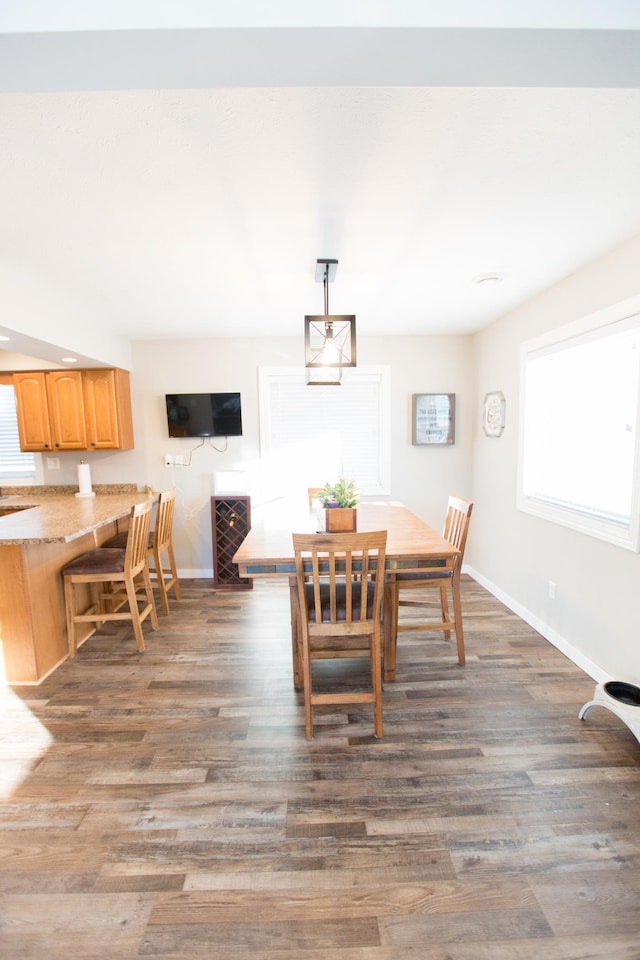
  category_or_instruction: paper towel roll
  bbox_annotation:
[75,461,96,498]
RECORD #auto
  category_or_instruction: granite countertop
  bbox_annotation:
[0,483,138,496]
[0,493,153,545]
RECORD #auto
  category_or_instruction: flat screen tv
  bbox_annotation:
[165,392,243,438]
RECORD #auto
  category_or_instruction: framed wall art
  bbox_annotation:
[412,393,455,445]
[482,390,506,437]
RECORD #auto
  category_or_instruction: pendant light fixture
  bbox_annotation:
[305,258,356,385]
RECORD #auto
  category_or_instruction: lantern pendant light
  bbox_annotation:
[305,258,356,386]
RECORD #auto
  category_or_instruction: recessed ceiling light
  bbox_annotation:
[61,356,78,363]
[472,272,504,285]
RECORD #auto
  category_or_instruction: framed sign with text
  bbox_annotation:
[412,393,455,445]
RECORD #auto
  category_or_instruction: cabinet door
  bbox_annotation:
[13,372,53,450]
[83,368,134,450]
[45,371,87,450]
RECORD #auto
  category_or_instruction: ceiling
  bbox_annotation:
[1,3,640,363]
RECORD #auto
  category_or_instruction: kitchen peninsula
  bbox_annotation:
[0,490,152,684]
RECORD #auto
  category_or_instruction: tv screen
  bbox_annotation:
[165,392,243,438]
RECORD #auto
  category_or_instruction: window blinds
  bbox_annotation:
[259,367,390,496]
[0,384,36,480]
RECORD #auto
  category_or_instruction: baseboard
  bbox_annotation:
[463,564,609,684]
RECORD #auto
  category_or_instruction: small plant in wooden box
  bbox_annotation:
[319,477,359,532]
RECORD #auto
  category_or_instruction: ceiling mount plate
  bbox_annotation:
[315,258,338,283]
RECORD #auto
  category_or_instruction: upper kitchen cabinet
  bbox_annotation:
[13,369,135,451]
[45,370,88,450]
[13,372,53,450]
[83,368,134,450]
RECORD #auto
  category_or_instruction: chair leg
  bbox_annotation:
[300,632,314,740]
[289,577,302,689]
[153,545,170,616]
[383,580,398,681]
[152,544,181,616]
[91,582,109,625]
[63,577,77,657]
[141,566,159,631]
[451,569,465,665]
[167,544,181,600]
[371,627,383,738]
[439,582,452,639]
[125,577,146,652]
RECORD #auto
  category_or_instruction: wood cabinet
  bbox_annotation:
[13,372,53,450]
[83,368,134,450]
[13,368,134,451]
[45,370,88,449]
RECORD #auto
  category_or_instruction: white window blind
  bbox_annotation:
[0,383,36,481]
[259,367,390,498]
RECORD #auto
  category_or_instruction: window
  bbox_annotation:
[518,301,640,550]
[258,366,390,499]
[0,381,38,483]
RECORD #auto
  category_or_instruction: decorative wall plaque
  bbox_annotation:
[482,391,506,437]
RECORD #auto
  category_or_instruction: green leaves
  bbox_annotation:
[319,477,359,508]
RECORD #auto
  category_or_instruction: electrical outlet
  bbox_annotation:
[164,454,173,467]
[46,457,60,470]
[548,580,556,600]
[174,454,184,466]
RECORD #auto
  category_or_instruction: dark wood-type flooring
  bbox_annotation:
[1,575,639,959]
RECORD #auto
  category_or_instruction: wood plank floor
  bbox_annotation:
[1,575,640,959]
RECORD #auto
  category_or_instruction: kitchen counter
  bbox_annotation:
[0,493,151,544]
[0,492,153,684]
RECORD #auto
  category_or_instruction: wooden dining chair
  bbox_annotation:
[293,530,387,740]
[62,498,158,656]
[104,489,180,615]
[383,495,473,676]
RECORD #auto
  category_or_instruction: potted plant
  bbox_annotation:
[318,477,359,532]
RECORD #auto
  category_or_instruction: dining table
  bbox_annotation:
[233,499,463,686]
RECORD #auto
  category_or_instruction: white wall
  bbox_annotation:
[469,233,640,685]
[127,333,474,575]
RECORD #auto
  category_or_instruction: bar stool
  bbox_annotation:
[61,498,158,655]
[104,488,180,615]
[148,488,181,614]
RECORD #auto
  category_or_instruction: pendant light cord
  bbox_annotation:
[323,264,329,314]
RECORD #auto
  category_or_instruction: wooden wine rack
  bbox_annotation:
[211,496,252,590]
